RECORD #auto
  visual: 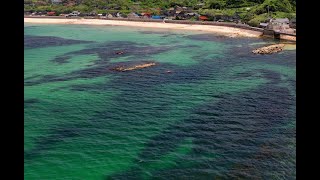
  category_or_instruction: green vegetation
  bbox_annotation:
[24,0,296,26]
[247,13,268,26]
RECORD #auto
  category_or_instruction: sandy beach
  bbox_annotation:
[24,18,263,38]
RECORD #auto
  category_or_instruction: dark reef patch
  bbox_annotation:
[24,35,93,49]
[24,75,42,81]
[52,41,172,64]
[24,125,89,161]
[185,34,273,45]
[53,55,73,64]
[25,41,208,87]
[24,98,40,108]
[108,70,296,179]
[24,26,40,31]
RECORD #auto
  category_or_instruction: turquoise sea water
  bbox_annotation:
[24,23,296,179]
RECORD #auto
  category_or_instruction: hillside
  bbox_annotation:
[24,0,296,26]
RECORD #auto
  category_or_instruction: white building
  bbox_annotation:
[51,0,62,4]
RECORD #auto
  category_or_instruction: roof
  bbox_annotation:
[128,12,139,15]
[272,18,289,23]
[142,12,151,15]
[259,23,268,27]
[199,15,208,20]
[152,16,161,19]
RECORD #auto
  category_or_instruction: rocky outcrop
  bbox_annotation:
[112,62,156,72]
[252,44,285,54]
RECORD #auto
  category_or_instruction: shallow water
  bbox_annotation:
[24,23,296,179]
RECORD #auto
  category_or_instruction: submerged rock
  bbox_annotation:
[252,44,285,54]
[115,51,124,55]
[112,62,156,72]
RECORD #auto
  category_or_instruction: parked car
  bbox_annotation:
[66,11,80,17]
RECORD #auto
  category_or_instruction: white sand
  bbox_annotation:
[24,18,263,38]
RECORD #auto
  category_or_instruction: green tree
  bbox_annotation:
[205,0,227,9]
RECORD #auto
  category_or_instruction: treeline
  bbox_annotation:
[24,0,296,26]
[24,0,296,10]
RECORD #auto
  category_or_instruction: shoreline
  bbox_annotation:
[24,17,263,38]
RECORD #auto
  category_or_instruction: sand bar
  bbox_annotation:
[25,18,263,38]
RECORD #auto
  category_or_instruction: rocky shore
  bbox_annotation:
[112,62,156,72]
[252,44,285,54]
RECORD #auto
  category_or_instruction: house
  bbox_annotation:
[88,12,97,16]
[79,13,88,17]
[114,6,121,10]
[116,12,122,17]
[109,12,116,17]
[181,13,198,20]
[232,12,241,22]
[269,18,290,26]
[267,18,290,32]
[199,15,209,21]
[175,12,186,20]
[267,18,296,34]
[166,8,176,17]
[175,6,184,11]
[152,15,162,19]
[51,0,62,4]
[289,18,296,28]
[175,11,182,15]
[185,12,197,18]
[141,12,152,19]
[127,12,140,19]
[214,15,235,22]
[182,7,193,13]
[47,11,56,16]
[259,23,269,28]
